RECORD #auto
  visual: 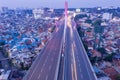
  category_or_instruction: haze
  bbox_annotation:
[0,0,120,8]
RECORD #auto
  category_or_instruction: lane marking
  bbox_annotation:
[79,64,80,67]
[78,59,79,63]
[71,64,74,80]
[45,75,48,80]
[29,53,46,79]
[74,62,78,80]
[49,65,52,71]
[38,55,49,79]
[71,43,78,80]
[51,58,53,62]
[81,74,83,79]
[74,29,95,80]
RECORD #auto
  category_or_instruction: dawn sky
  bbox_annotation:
[0,0,120,9]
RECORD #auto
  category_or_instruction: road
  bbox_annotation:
[23,23,64,80]
[72,26,97,80]
[64,21,97,80]
[23,17,97,80]
[64,26,73,80]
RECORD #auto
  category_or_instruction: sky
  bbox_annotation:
[0,0,120,9]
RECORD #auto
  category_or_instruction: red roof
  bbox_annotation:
[103,67,119,80]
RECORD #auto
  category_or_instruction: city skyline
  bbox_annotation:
[1,0,120,80]
[0,0,120,9]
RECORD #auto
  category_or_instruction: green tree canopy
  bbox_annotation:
[116,75,120,80]
[74,14,88,21]
[97,48,107,54]
[92,19,102,26]
[85,19,92,24]
[104,53,115,62]
[0,40,5,46]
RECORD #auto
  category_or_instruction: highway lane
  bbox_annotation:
[64,26,72,80]
[23,23,64,80]
[64,26,83,80]
[23,16,97,80]
[72,26,97,80]
[64,19,97,80]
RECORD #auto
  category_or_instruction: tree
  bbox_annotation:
[92,19,102,27]
[92,19,104,49]
[90,57,96,65]
[20,62,25,70]
[117,39,120,53]
[116,75,120,80]
[77,26,84,37]
[104,53,115,62]
[0,40,5,46]
[85,19,92,24]
[0,61,2,69]
[74,14,87,22]
[97,48,107,55]
[82,41,88,52]
[90,57,101,65]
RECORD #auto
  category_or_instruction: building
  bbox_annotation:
[1,7,9,13]
[102,13,112,20]
[113,54,120,66]
[103,67,120,80]
[0,70,11,80]
[33,8,44,19]
[76,8,81,13]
